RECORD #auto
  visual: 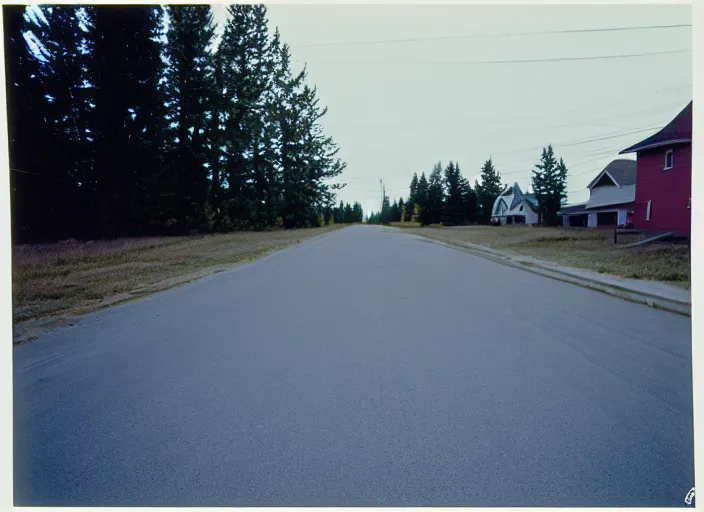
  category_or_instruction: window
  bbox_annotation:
[688,198,691,209]
[664,149,674,170]
[646,200,652,221]
[597,212,618,226]
[519,205,524,212]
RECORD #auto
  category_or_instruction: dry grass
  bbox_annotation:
[403,225,690,287]
[13,226,344,326]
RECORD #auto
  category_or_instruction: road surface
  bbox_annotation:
[14,225,694,506]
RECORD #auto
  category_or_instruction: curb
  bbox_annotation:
[410,234,691,317]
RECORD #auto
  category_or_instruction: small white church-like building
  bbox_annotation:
[491,183,539,225]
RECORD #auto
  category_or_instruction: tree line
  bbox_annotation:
[4,4,362,244]
[367,146,568,227]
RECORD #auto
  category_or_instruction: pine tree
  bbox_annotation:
[460,173,477,224]
[531,145,567,226]
[406,173,418,221]
[442,161,463,226]
[163,5,216,232]
[397,198,405,223]
[427,162,444,225]
[92,5,166,238]
[416,172,430,225]
[216,5,271,228]
[4,5,60,242]
[476,158,503,224]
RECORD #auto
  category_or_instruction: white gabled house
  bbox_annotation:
[491,183,539,225]
[558,159,637,228]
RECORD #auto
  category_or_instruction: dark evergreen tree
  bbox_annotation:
[476,158,503,224]
[406,173,418,221]
[389,199,400,223]
[217,4,270,229]
[531,145,568,226]
[162,5,216,232]
[460,172,477,224]
[91,5,166,238]
[427,162,444,224]
[416,172,430,225]
[441,161,464,226]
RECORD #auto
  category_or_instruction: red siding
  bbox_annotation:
[632,143,691,237]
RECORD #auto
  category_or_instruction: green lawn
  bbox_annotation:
[398,225,690,288]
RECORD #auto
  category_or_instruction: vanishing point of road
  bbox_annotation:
[14,225,694,506]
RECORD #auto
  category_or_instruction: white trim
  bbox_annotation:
[664,149,674,170]
[646,200,652,221]
[587,169,620,190]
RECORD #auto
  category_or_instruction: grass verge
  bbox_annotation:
[398,225,690,288]
[13,225,345,337]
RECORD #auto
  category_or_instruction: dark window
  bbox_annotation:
[568,214,588,227]
[665,149,674,170]
[596,212,618,226]
[519,205,524,212]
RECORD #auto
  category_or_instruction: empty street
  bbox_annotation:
[13,225,693,506]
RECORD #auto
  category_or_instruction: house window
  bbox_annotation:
[664,149,674,170]
[519,205,523,212]
[688,197,691,209]
[646,200,652,221]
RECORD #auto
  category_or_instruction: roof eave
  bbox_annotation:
[619,138,692,155]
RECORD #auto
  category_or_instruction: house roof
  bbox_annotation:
[585,185,635,209]
[586,159,637,189]
[523,193,538,209]
[619,101,692,154]
[558,203,588,215]
[492,183,538,216]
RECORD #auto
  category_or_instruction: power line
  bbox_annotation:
[492,125,661,159]
[294,48,690,65]
[292,23,691,48]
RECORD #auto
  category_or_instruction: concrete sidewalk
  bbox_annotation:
[405,232,691,316]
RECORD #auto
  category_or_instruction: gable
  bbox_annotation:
[495,198,508,215]
[592,173,617,188]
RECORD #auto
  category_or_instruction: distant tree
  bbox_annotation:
[416,172,430,225]
[352,202,363,223]
[406,173,418,221]
[460,174,477,224]
[442,161,464,226]
[531,145,568,226]
[476,158,503,224]
[427,162,444,224]
[389,199,400,223]
[397,197,405,223]
[411,203,422,223]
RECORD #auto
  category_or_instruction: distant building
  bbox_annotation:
[491,183,539,225]
[618,101,692,237]
[558,159,637,228]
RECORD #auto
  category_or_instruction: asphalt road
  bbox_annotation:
[14,225,694,506]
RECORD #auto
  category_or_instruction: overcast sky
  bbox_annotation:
[212,4,691,217]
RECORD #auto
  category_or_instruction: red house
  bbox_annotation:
[619,101,692,237]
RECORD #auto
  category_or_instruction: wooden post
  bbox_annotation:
[614,228,618,245]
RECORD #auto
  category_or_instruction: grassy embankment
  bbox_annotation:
[12,225,345,332]
[391,224,690,287]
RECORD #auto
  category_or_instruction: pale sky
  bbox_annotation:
[212,4,691,217]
